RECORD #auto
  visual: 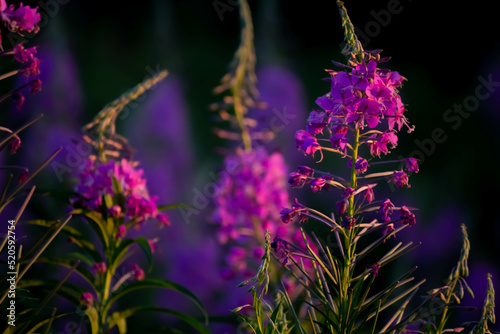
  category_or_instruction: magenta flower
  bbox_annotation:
[297,166,314,176]
[212,147,296,279]
[295,130,322,158]
[116,225,126,238]
[10,135,21,154]
[342,216,356,230]
[364,184,375,203]
[288,172,307,188]
[107,205,122,219]
[310,178,326,192]
[348,156,369,173]
[131,264,145,281]
[336,199,348,215]
[366,262,381,277]
[1,2,41,33]
[392,170,410,188]
[379,199,395,222]
[92,262,107,274]
[72,155,169,227]
[270,237,290,266]
[80,292,94,308]
[400,206,416,226]
[403,157,419,173]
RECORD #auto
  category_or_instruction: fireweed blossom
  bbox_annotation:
[0,1,42,110]
[71,155,169,231]
[212,147,290,278]
[285,48,419,238]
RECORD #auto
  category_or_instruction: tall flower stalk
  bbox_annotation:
[259,2,497,334]
[23,71,209,334]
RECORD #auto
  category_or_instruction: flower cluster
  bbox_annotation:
[72,155,169,232]
[287,50,419,235]
[212,147,291,279]
[0,1,42,110]
[0,1,40,39]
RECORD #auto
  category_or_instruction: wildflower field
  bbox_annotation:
[1,1,499,333]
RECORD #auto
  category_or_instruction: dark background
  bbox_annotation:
[3,0,499,331]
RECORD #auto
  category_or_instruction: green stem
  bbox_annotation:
[435,280,457,334]
[340,128,360,333]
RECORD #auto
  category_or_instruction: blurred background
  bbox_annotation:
[2,0,499,332]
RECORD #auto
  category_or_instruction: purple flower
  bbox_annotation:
[131,264,145,281]
[306,110,329,135]
[288,172,307,188]
[364,184,375,203]
[400,206,416,226]
[271,237,290,265]
[280,208,297,224]
[336,199,348,215]
[366,262,381,277]
[392,170,410,188]
[80,292,94,308]
[1,2,41,34]
[116,225,126,238]
[310,178,326,192]
[107,205,122,219]
[92,262,106,274]
[379,199,395,222]
[348,156,369,173]
[342,216,356,230]
[342,187,355,199]
[72,156,168,227]
[297,166,314,176]
[403,157,419,173]
[295,130,322,158]
[10,135,21,154]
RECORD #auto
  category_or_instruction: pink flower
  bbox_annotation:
[392,170,410,188]
[156,213,170,227]
[403,157,419,173]
[310,178,326,192]
[336,199,348,215]
[288,172,307,188]
[295,130,321,157]
[107,205,122,219]
[30,79,42,94]
[348,156,369,173]
[116,225,126,238]
[10,135,21,154]
[2,3,41,33]
[364,184,375,203]
[131,264,145,281]
[80,292,93,308]
[400,206,416,226]
[92,262,106,274]
[18,170,28,184]
[379,199,394,222]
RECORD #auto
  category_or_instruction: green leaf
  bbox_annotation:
[17,279,87,306]
[110,311,127,334]
[27,219,102,263]
[35,257,95,289]
[105,278,208,325]
[112,236,152,271]
[107,306,210,334]
[86,306,100,334]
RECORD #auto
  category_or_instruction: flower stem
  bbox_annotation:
[339,128,360,333]
[232,0,254,152]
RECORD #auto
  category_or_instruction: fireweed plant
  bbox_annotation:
[210,0,314,329]
[0,3,70,332]
[236,2,497,334]
[21,71,210,334]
